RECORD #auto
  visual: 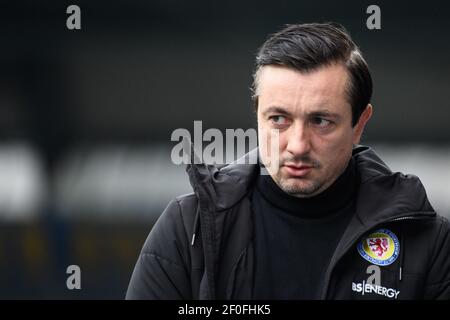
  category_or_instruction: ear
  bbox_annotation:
[352,104,373,145]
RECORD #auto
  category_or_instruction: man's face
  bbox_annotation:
[256,64,371,198]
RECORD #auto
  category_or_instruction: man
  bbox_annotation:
[126,23,450,299]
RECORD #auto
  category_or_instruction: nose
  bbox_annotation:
[285,122,311,158]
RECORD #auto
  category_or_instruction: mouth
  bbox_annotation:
[282,164,314,177]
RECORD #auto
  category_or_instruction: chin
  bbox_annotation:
[278,179,321,196]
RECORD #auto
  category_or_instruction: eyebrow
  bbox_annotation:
[309,110,342,120]
[262,106,342,120]
[261,106,291,117]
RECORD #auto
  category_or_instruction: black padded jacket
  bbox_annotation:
[126,145,450,300]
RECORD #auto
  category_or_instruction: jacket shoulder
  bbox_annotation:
[126,194,200,299]
[175,193,198,215]
[141,193,198,256]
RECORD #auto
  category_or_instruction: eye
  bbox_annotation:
[311,117,332,128]
[269,115,288,125]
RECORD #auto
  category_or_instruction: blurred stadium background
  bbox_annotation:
[0,1,449,298]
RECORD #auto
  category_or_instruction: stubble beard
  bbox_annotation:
[273,170,324,198]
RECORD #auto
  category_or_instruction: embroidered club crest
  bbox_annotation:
[357,228,400,266]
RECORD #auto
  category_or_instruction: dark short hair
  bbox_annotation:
[252,22,372,126]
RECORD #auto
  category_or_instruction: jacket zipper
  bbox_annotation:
[387,215,435,282]
[389,216,431,222]
[320,212,435,299]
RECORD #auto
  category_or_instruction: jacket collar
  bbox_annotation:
[186,144,436,221]
[352,145,435,227]
[186,147,260,212]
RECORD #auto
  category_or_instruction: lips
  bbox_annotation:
[283,164,313,177]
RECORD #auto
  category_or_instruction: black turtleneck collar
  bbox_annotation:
[256,158,358,219]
